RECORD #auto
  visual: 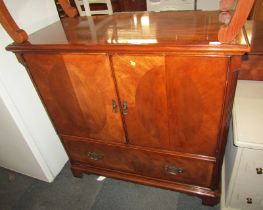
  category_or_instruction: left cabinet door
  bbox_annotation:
[24,54,126,143]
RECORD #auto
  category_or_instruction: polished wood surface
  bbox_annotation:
[63,136,214,188]
[239,21,263,80]
[0,0,28,43]
[166,56,228,156]
[218,0,255,43]
[7,11,249,54]
[112,55,170,149]
[5,6,253,207]
[24,54,126,143]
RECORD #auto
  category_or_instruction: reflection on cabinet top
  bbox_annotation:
[7,11,249,54]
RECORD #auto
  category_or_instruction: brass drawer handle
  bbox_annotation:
[112,99,118,113]
[256,168,262,174]
[88,152,104,161]
[165,165,184,176]
[122,100,128,115]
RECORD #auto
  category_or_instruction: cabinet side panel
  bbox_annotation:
[166,56,228,156]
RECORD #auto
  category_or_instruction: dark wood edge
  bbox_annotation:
[211,56,241,189]
[71,163,220,202]
[0,0,28,43]
[58,0,78,17]
[218,0,255,43]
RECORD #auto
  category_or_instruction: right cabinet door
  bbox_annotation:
[166,56,229,156]
[112,55,170,149]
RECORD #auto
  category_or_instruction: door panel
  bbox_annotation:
[166,56,228,156]
[112,55,170,149]
[24,54,125,143]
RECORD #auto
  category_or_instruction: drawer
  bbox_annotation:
[236,149,263,192]
[62,136,214,188]
[230,191,263,210]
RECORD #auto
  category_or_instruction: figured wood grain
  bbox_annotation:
[24,53,125,143]
[63,136,214,187]
[166,56,228,156]
[0,0,28,43]
[112,55,170,149]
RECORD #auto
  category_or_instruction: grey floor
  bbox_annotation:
[0,162,219,210]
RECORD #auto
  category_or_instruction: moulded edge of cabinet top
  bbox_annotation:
[6,11,250,54]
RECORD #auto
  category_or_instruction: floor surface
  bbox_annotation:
[0,163,220,210]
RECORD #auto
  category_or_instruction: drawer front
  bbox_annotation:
[235,149,263,194]
[62,136,214,188]
[230,191,263,210]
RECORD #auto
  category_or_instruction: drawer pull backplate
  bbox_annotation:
[88,152,104,161]
[165,165,184,175]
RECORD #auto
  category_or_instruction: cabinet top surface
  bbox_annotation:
[7,11,249,54]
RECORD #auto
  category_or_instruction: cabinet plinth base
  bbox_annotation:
[200,195,220,206]
[71,167,83,178]
[70,163,220,206]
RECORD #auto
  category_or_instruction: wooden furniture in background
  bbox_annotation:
[74,0,113,16]
[249,0,263,20]
[0,0,254,206]
[239,21,263,81]
[55,0,146,18]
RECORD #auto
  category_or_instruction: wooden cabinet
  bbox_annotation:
[112,55,169,149]
[24,54,125,143]
[6,11,251,206]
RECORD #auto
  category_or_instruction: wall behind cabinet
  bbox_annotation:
[0,0,68,182]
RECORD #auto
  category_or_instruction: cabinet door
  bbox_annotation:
[24,54,125,143]
[166,56,228,156]
[112,55,170,149]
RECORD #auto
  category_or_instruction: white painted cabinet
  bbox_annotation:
[221,81,263,210]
